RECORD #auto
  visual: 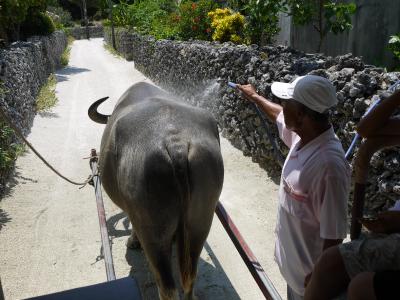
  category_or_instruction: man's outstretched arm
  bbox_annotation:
[237,84,283,122]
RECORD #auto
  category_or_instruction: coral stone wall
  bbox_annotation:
[68,26,104,40]
[0,31,67,189]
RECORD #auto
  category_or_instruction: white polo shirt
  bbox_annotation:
[274,112,350,296]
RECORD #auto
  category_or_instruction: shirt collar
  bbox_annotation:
[289,126,336,166]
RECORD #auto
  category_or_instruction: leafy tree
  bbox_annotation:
[47,5,74,28]
[0,0,32,41]
[388,34,400,70]
[176,0,219,41]
[244,0,282,45]
[226,0,249,11]
[283,0,356,52]
[64,0,102,21]
[0,0,51,42]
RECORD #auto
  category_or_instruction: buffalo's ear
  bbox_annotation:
[88,97,110,124]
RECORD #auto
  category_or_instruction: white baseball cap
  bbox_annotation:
[271,75,338,113]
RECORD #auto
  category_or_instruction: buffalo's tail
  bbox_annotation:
[88,96,110,124]
[166,142,193,290]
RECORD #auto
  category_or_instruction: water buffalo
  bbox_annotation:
[88,82,224,300]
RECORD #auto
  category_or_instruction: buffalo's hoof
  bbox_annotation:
[126,236,141,249]
[184,294,198,300]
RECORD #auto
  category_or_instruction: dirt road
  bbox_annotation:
[0,38,285,299]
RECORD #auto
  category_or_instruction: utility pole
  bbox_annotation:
[108,0,116,50]
[82,0,89,39]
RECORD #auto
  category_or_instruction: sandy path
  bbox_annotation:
[0,38,285,299]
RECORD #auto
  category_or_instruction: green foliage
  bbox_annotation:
[208,8,245,44]
[244,0,281,45]
[388,34,400,70]
[47,5,74,29]
[131,1,170,34]
[0,123,24,175]
[104,41,123,57]
[227,0,249,11]
[36,74,58,111]
[0,0,55,41]
[176,0,219,41]
[109,0,177,37]
[324,2,356,34]
[112,1,133,27]
[283,0,356,52]
[0,0,32,41]
[0,81,23,175]
[388,34,400,60]
[283,0,314,25]
[60,36,74,67]
[21,11,56,38]
[149,13,180,40]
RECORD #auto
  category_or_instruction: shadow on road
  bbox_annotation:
[124,241,241,300]
[0,167,38,231]
[55,66,91,82]
[105,212,241,299]
[107,211,130,238]
[0,209,11,231]
[38,111,59,119]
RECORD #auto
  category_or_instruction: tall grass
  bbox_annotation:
[60,35,74,67]
[36,74,57,111]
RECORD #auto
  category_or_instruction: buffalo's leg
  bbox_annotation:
[177,213,215,300]
[126,229,141,249]
[125,214,141,249]
[141,239,178,300]
[177,230,201,300]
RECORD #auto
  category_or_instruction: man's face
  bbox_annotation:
[282,99,303,131]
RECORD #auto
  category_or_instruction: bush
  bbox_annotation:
[388,34,400,70]
[20,12,55,39]
[47,5,74,29]
[108,0,175,36]
[150,13,180,40]
[112,1,134,28]
[176,0,220,41]
[0,123,23,177]
[36,74,58,111]
[208,8,245,44]
[244,0,281,45]
[0,0,49,41]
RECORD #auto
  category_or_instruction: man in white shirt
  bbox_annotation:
[237,75,351,299]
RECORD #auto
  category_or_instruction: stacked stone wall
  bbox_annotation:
[68,26,104,40]
[0,31,67,189]
[104,27,134,60]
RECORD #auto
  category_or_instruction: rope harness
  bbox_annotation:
[0,105,94,188]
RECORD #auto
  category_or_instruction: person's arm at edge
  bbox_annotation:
[357,90,400,138]
[237,84,282,122]
[304,238,343,287]
[322,238,343,250]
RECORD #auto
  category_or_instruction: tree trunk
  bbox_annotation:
[317,0,324,52]
[108,0,116,49]
[82,0,89,39]
[9,23,20,42]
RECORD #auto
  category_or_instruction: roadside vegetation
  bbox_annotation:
[0,122,25,179]
[388,34,400,70]
[61,35,75,67]
[0,82,24,180]
[36,74,58,112]
[101,0,356,51]
[104,41,123,58]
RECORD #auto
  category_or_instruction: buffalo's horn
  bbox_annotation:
[88,96,110,124]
